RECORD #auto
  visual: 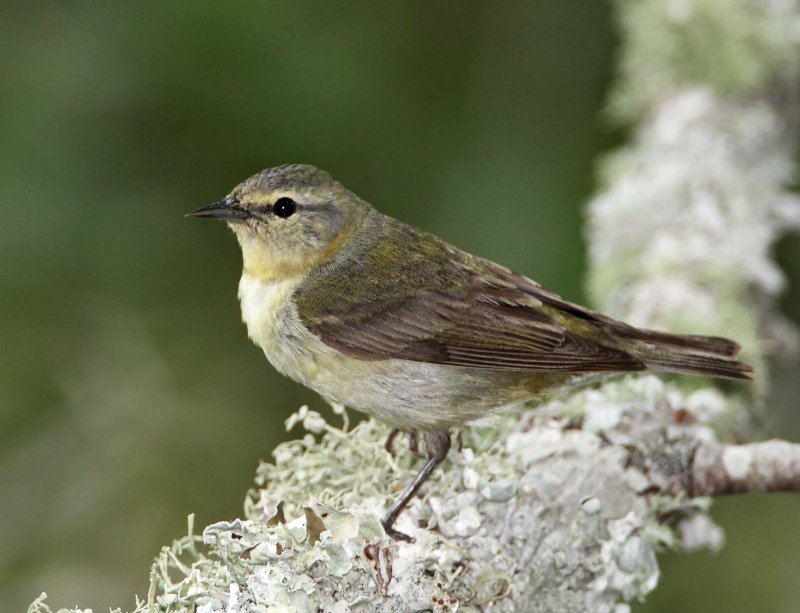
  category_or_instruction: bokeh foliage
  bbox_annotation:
[0,2,797,611]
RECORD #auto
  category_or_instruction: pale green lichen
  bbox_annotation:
[29,377,741,612]
[609,0,800,121]
[588,89,800,407]
[591,2,800,405]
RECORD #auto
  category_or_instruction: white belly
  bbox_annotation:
[237,272,536,430]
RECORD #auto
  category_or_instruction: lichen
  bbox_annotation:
[609,0,800,121]
[588,89,800,404]
[29,375,751,612]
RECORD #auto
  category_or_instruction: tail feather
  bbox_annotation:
[628,329,740,357]
[614,327,753,381]
[516,282,753,381]
[643,352,753,380]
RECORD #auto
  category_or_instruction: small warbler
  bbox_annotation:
[188,164,751,541]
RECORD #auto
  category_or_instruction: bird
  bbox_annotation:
[187,163,752,541]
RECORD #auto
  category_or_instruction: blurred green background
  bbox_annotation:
[1,2,798,611]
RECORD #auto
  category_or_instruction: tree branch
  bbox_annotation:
[691,440,800,496]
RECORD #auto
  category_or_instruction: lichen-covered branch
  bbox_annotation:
[691,440,800,496]
[29,1,800,612]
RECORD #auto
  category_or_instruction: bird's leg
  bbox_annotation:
[382,430,451,542]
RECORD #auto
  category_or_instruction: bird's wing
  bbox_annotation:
[293,220,644,373]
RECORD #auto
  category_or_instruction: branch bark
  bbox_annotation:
[691,440,800,496]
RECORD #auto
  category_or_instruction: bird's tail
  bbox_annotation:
[617,328,753,381]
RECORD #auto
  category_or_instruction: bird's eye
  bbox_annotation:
[273,197,297,218]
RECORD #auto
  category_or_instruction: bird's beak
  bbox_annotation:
[185,196,251,221]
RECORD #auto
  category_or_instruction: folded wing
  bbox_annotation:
[296,260,646,373]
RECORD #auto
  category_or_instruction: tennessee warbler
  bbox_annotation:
[188,164,751,541]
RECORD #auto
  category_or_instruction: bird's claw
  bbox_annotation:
[381,518,415,543]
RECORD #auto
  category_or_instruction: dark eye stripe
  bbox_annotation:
[246,198,336,216]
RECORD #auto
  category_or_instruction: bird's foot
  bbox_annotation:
[383,428,424,458]
[384,428,401,455]
[381,517,415,543]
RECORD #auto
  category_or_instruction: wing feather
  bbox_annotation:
[289,216,643,372]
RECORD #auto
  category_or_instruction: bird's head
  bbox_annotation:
[188,164,372,281]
